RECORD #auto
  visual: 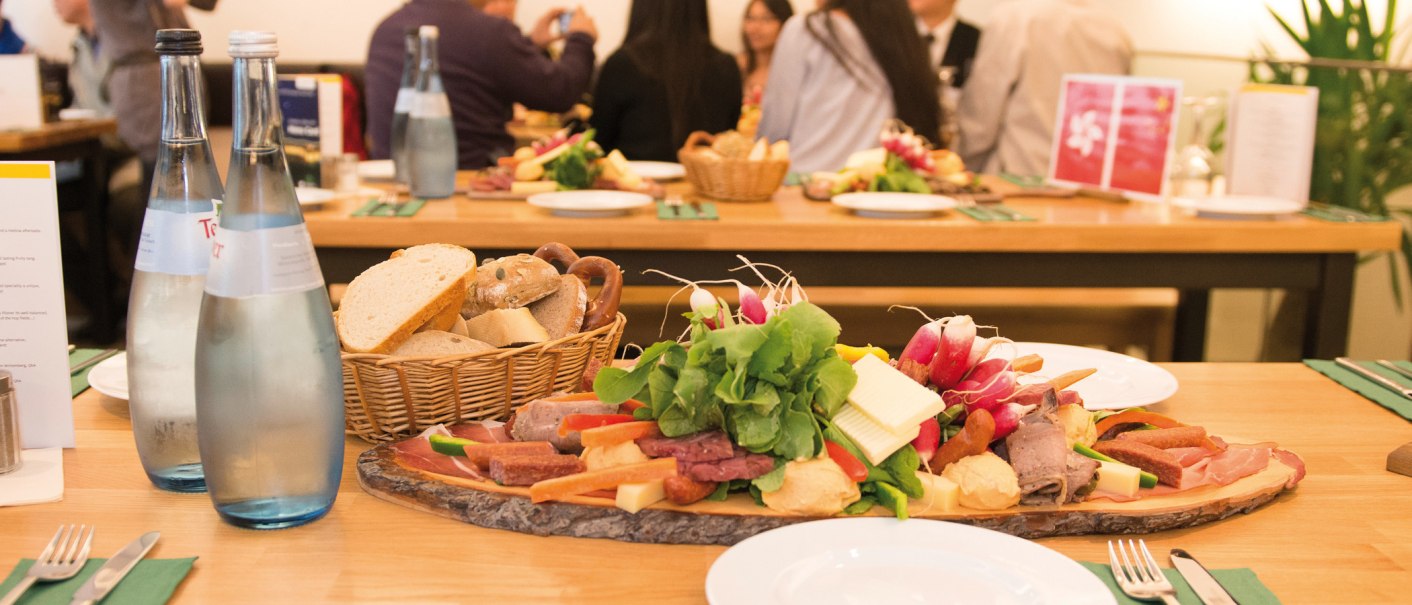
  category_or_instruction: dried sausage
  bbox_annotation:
[928,408,995,473]
[663,476,719,505]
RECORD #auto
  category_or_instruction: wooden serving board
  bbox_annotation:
[357,444,1303,546]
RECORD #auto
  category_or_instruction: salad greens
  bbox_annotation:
[544,129,602,190]
[869,153,931,194]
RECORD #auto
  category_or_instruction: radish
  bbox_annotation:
[911,418,941,463]
[963,358,1008,387]
[690,288,723,329]
[737,283,766,325]
[966,336,994,368]
[991,402,1036,440]
[928,315,976,389]
[964,370,1017,414]
[899,319,944,367]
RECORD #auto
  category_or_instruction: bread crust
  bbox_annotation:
[466,254,561,315]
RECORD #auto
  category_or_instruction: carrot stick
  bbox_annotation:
[544,392,603,402]
[580,421,663,448]
[1012,354,1043,374]
[529,458,678,503]
[1048,368,1097,391]
[1094,410,1184,436]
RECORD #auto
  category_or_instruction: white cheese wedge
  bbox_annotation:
[833,403,919,466]
[615,480,666,514]
[846,354,945,435]
[1095,461,1141,498]
[509,181,558,195]
[845,147,886,169]
[914,471,960,512]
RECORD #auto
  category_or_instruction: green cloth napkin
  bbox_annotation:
[68,348,107,397]
[0,558,196,605]
[1080,561,1281,604]
[1304,359,1412,421]
[656,200,719,220]
[1301,205,1389,222]
[958,204,1035,222]
[351,197,427,217]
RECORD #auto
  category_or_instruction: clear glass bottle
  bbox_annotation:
[126,29,223,493]
[390,26,419,184]
[407,25,457,199]
[195,31,344,530]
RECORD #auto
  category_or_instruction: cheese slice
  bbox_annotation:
[1094,461,1141,498]
[915,471,960,512]
[846,354,945,434]
[833,403,919,466]
[616,480,665,513]
[510,181,558,195]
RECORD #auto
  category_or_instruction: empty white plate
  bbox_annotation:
[989,342,1178,410]
[358,159,396,181]
[294,187,338,206]
[86,352,128,400]
[527,190,653,217]
[832,192,958,219]
[626,161,686,181]
[1181,194,1304,219]
[706,518,1114,605]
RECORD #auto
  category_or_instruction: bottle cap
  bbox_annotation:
[228,30,279,59]
[419,25,440,39]
[155,29,203,55]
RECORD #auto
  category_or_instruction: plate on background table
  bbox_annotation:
[527,190,653,217]
[87,352,128,400]
[990,342,1178,410]
[358,159,396,181]
[706,518,1115,605]
[832,192,958,219]
[1177,194,1304,219]
[626,161,686,181]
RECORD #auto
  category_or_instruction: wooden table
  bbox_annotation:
[1,119,120,342]
[303,176,1398,361]
[3,364,1410,603]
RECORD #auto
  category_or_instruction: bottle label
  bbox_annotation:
[411,91,451,118]
[394,87,415,113]
[133,207,219,276]
[204,222,325,298]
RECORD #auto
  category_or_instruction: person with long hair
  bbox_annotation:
[738,0,793,99]
[757,0,941,173]
[590,0,741,162]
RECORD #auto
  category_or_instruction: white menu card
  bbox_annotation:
[0,162,74,448]
[0,55,43,131]
[1225,83,1319,203]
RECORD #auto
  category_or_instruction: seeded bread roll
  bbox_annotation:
[530,274,588,340]
[338,244,477,354]
[463,254,561,316]
[391,331,495,357]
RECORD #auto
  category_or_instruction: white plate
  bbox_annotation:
[358,159,396,181]
[294,187,339,206]
[626,161,686,181]
[832,192,958,219]
[706,518,1115,605]
[990,342,1178,410]
[527,190,653,217]
[1179,194,1304,219]
[86,352,128,401]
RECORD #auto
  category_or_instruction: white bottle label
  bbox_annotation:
[393,87,415,113]
[411,91,451,118]
[204,223,325,298]
[133,208,219,276]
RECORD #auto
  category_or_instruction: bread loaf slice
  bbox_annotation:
[416,298,463,334]
[392,331,495,357]
[530,274,588,340]
[464,307,550,347]
[337,244,476,354]
[449,314,469,337]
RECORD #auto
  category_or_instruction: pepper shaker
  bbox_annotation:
[0,370,20,474]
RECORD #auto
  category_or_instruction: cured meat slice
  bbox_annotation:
[1117,426,1208,449]
[1092,440,1183,487]
[448,421,511,443]
[681,453,776,482]
[489,454,585,486]
[636,431,735,463]
[1006,416,1070,505]
[1272,448,1307,487]
[392,429,484,480]
[511,397,618,453]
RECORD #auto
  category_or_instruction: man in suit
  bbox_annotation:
[910,0,979,87]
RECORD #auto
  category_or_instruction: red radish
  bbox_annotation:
[966,336,994,369]
[690,288,721,328]
[912,418,941,462]
[963,358,1008,387]
[991,402,1036,440]
[964,371,1017,414]
[900,319,944,367]
[928,315,976,389]
[942,379,980,408]
[737,283,766,324]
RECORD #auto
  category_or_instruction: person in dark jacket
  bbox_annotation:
[589,0,740,162]
[365,0,598,169]
[910,0,979,87]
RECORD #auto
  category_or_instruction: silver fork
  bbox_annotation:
[1108,539,1179,605]
[0,525,95,605]
[664,194,684,218]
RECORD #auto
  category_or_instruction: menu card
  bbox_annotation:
[1224,83,1319,202]
[0,55,43,130]
[278,74,344,188]
[1048,74,1182,201]
[0,163,74,448]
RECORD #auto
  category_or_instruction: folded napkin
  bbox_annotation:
[351,197,427,217]
[0,448,62,507]
[957,204,1035,222]
[1301,205,1388,222]
[1080,561,1280,605]
[0,557,195,605]
[68,349,107,397]
[1304,359,1412,421]
[656,200,719,220]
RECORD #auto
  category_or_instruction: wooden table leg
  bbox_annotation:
[1303,253,1356,360]
[1172,289,1210,362]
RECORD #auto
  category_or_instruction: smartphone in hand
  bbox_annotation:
[558,10,574,34]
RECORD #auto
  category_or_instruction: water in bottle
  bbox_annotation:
[407,25,457,199]
[390,27,419,184]
[195,31,344,530]
[126,29,223,493]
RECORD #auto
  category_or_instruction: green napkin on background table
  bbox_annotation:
[656,200,718,220]
[0,558,195,605]
[1300,205,1388,222]
[1080,561,1280,604]
[351,197,426,217]
[1305,359,1412,421]
[958,204,1035,222]
[69,348,107,397]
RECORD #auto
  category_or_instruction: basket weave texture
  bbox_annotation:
[677,131,790,202]
[341,313,625,443]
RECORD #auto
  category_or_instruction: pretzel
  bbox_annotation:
[566,256,623,331]
[532,242,581,273]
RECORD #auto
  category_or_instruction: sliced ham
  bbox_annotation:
[391,427,485,481]
[448,421,511,443]
[1273,448,1307,487]
[1167,446,1217,467]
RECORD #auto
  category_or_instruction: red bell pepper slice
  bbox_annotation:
[825,440,869,482]
[557,413,636,438]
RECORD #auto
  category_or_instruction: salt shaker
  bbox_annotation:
[0,370,21,474]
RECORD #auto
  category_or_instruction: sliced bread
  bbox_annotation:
[416,298,463,333]
[448,314,469,337]
[392,331,495,357]
[464,307,550,347]
[338,244,477,354]
[530,274,588,340]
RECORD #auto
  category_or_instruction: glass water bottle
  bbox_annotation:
[126,29,223,493]
[390,26,419,184]
[407,25,457,199]
[195,31,344,530]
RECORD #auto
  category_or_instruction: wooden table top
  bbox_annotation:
[302,176,1399,254]
[3,363,1410,603]
[0,119,117,154]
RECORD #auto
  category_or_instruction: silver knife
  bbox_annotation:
[1170,548,1238,605]
[69,532,160,605]
[1335,357,1412,400]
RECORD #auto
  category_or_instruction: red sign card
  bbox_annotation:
[1048,75,1181,200]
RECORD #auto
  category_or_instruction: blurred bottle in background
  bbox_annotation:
[406,25,457,199]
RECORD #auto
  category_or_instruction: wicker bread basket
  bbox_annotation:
[678,131,790,202]
[341,313,625,443]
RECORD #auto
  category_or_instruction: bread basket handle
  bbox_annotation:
[568,256,623,332]
[682,130,715,151]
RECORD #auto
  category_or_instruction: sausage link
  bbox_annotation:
[567,256,623,331]
[663,475,718,505]
[928,408,996,473]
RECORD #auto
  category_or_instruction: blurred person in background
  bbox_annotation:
[957,0,1131,177]
[910,0,979,88]
[757,0,940,173]
[0,0,28,54]
[475,0,517,20]
[365,0,598,168]
[53,0,112,116]
[590,0,740,162]
[738,0,793,100]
